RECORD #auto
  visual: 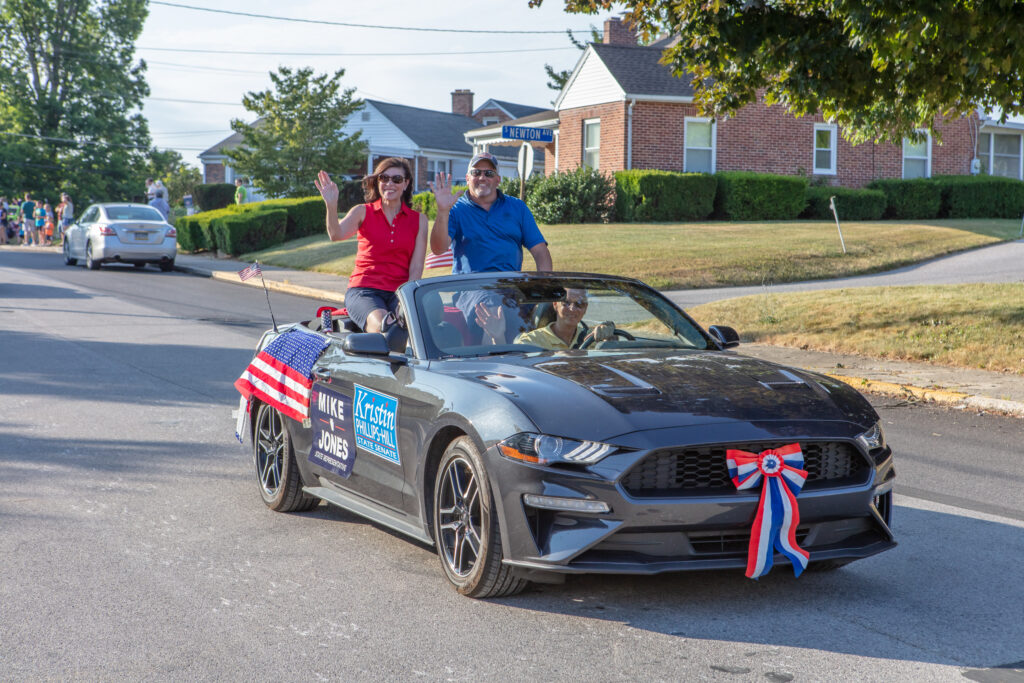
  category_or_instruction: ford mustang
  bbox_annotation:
[238,272,895,598]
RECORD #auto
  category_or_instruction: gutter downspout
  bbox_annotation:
[627,98,636,170]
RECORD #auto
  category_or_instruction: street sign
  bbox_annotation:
[517,144,535,182]
[502,125,554,143]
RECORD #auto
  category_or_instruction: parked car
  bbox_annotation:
[238,272,896,598]
[63,203,176,271]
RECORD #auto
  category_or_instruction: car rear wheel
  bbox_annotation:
[253,402,319,512]
[133,262,145,269]
[63,240,77,266]
[433,436,527,598]
[159,259,174,272]
[85,242,100,270]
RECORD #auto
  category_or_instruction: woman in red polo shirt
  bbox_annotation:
[314,158,428,333]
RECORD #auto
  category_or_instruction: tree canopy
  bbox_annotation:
[226,67,366,199]
[535,0,1024,143]
[0,0,154,202]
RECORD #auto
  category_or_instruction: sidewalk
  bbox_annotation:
[174,252,1024,417]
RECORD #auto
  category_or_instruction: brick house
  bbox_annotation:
[199,91,546,198]
[475,17,1024,186]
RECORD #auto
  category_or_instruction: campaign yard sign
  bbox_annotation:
[353,385,400,465]
[309,384,355,478]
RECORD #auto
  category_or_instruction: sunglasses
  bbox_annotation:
[563,299,588,309]
[378,174,407,185]
[469,169,498,178]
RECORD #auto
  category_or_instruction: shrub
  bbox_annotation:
[527,167,616,224]
[174,215,203,252]
[614,170,717,222]
[411,191,437,220]
[499,174,544,205]
[211,209,288,255]
[193,183,236,211]
[713,172,808,220]
[257,197,325,239]
[866,178,941,219]
[802,187,887,221]
[930,174,1024,218]
[173,206,243,252]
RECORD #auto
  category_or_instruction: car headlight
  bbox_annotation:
[497,433,616,465]
[856,421,886,452]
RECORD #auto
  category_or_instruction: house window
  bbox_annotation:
[481,117,500,127]
[902,131,932,179]
[978,132,1023,179]
[427,159,450,176]
[361,111,371,122]
[684,118,715,173]
[583,118,600,169]
[813,123,837,175]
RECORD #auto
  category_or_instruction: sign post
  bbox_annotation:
[517,143,535,201]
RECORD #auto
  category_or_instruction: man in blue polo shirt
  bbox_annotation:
[429,152,553,342]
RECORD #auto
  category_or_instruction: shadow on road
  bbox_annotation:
[0,283,92,300]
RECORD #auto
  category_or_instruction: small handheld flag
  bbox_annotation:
[238,260,277,332]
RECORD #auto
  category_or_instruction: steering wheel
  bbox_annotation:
[578,327,635,349]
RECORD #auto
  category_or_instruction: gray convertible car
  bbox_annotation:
[240,272,895,598]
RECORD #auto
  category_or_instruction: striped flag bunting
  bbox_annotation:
[424,248,454,269]
[726,443,810,579]
[234,328,330,422]
[238,261,262,281]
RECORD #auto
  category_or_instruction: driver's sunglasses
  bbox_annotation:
[564,299,588,309]
[468,169,498,178]
[378,174,407,185]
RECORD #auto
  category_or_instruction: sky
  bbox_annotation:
[137,1,615,168]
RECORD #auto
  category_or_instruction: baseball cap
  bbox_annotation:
[467,152,499,173]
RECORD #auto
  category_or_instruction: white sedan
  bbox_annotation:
[63,203,177,271]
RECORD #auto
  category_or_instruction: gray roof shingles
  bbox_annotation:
[590,43,695,98]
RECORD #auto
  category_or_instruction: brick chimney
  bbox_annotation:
[451,89,474,117]
[603,16,637,46]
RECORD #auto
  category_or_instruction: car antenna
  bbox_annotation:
[237,260,278,332]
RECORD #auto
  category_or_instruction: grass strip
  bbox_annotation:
[242,219,1018,290]
[687,283,1024,375]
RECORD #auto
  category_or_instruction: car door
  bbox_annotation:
[70,206,97,257]
[308,341,435,518]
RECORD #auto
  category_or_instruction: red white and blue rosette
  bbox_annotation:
[726,443,810,579]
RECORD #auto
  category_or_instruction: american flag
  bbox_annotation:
[238,262,262,281]
[234,328,330,422]
[424,248,454,269]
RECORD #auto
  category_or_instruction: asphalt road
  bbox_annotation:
[2,250,1022,682]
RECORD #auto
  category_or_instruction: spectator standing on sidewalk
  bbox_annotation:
[20,193,36,246]
[57,193,73,241]
[32,200,46,247]
[0,197,8,245]
[234,178,247,205]
[42,201,55,246]
[149,180,170,220]
[314,158,428,334]
[429,152,553,341]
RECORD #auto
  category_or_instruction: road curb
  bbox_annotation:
[174,264,346,304]
[826,373,1024,417]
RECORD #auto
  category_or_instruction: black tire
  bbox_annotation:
[252,402,319,512]
[133,262,146,269]
[63,240,77,266]
[85,242,100,270]
[158,259,174,272]
[433,436,528,598]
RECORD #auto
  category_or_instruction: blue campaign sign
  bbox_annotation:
[308,384,355,478]
[353,385,400,465]
[502,125,554,143]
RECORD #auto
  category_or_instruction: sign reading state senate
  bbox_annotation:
[353,385,400,465]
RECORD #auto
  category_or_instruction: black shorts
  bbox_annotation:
[344,286,398,331]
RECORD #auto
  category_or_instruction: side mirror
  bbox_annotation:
[708,325,740,349]
[342,333,408,364]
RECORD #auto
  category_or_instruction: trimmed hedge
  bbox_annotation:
[174,206,240,252]
[257,197,325,240]
[802,187,887,221]
[193,183,235,211]
[931,175,1024,218]
[713,172,808,220]
[866,178,941,219]
[528,167,616,224]
[212,209,288,255]
[614,170,717,221]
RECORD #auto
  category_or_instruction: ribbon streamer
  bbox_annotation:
[726,443,810,579]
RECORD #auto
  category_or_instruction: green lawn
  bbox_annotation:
[688,283,1024,375]
[242,218,1019,290]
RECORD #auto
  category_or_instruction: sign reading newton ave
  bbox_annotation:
[502,125,554,143]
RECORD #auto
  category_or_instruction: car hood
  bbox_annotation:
[434,349,876,441]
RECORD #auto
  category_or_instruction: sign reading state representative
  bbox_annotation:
[309,384,355,478]
[353,385,400,465]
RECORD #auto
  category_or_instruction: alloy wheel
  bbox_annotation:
[255,405,285,498]
[437,456,483,577]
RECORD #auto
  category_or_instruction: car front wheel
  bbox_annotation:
[433,436,527,598]
[253,402,318,512]
[63,240,77,266]
[85,242,100,270]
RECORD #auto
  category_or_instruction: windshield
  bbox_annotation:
[413,276,712,359]
[104,206,164,221]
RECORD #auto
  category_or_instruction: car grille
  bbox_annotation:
[621,441,869,497]
[688,527,811,555]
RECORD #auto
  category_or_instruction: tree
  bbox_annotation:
[534,0,1024,143]
[226,67,366,199]
[544,27,602,93]
[141,148,201,206]
[164,165,202,207]
[0,0,151,202]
